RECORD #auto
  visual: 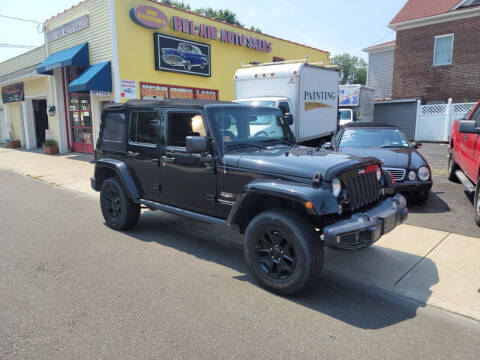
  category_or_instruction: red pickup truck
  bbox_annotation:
[448,101,480,226]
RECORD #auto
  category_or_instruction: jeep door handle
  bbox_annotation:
[161,155,175,163]
[127,151,140,158]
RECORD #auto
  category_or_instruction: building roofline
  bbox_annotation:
[389,5,480,31]
[43,0,329,54]
[363,40,396,53]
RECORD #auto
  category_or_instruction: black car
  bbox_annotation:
[91,100,407,295]
[325,123,432,201]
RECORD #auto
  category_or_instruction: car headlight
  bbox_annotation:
[332,177,342,197]
[418,166,430,181]
[376,167,382,181]
[408,171,416,181]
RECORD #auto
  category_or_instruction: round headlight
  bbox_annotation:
[418,166,430,181]
[376,167,382,181]
[408,171,416,181]
[332,177,342,197]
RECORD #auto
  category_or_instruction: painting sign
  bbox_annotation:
[154,33,211,77]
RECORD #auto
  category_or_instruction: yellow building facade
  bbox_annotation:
[0,0,329,154]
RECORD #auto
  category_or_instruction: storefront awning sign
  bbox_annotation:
[67,61,112,93]
[36,43,90,75]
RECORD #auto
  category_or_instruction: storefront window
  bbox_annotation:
[69,93,93,153]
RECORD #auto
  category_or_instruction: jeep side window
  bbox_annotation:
[101,112,125,151]
[278,102,290,115]
[129,111,158,145]
[472,106,480,128]
[167,112,206,148]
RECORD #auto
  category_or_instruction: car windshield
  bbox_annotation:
[339,110,351,120]
[206,106,294,151]
[339,128,410,148]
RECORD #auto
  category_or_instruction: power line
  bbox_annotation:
[0,14,42,24]
[0,43,37,49]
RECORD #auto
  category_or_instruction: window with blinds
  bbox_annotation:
[433,34,454,66]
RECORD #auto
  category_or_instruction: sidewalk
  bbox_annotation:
[1,147,479,321]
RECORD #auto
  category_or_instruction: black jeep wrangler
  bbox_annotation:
[92,99,407,295]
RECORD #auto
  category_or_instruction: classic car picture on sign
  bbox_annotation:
[154,33,211,77]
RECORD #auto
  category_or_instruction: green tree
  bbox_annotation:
[194,7,243,27]
[160,1,261,31]
[330,53,368,85]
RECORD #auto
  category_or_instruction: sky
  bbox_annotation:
[0,0,407,63]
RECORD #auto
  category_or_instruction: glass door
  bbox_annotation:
[69,93,94,153]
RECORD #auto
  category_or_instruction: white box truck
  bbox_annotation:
[339,84,375,125]
[234,62,339,145]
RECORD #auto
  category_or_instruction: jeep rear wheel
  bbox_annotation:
[244,209,323,295]
[100,177,140,231]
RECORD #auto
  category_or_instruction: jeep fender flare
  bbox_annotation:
[226,179,340,226]
[94,158,141,200]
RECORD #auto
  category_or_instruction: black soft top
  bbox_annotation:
[342,122,399,129]
[104,98,233,110]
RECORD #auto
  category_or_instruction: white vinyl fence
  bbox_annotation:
[415,99,476,142]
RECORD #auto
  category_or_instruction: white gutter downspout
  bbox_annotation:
[109,0,121,103]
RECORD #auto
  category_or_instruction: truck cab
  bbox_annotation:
[339,108,359,126]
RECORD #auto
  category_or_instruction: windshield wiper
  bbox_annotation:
[225,143,264,151]
[380,145,405,148]
[259,138,295,147]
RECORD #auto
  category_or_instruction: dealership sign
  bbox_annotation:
[154,33,211,77]
[1,82,24,103]
[130,6,167,29]
[140,82,218,101]
[47,15,89,42]
[172,16,272,53]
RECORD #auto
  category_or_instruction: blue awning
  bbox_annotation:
[67,61,112,93]
[36,43,89,75]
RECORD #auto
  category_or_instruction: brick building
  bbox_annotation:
[366,0,480,103]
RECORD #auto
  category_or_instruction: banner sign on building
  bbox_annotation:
[339,86,361,106]
[154,33,211,77]
[130,5,168,29]
[172,15,272,53]
[47,15,89,42]
[1,82,24,103]
[140,82,218,101]
[120,79,137,99]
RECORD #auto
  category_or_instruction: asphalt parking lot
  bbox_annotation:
[405,143,479,238]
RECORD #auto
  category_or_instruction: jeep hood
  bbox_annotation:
[223,146,381,182]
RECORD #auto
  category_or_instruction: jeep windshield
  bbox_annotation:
[206,105,294,151]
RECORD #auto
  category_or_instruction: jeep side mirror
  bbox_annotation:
[284,113,294,126]
[413,142,423,149]
[186,136,209,153]
[459,120,480,134]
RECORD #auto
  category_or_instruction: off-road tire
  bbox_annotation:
[448,150,460,183]
[100,177,140,231]
[244,209,323,296]
[474,180,480,227]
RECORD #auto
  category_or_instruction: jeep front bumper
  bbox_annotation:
[323,194,408,249]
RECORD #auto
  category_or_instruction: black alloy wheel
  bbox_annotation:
[104,187,122,221]
[256,229,296,280]
[100,177,140,231]
[244,209,323,295]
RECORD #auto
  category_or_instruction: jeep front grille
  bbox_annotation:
[344,172,381,212]
[384,168,406,182]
